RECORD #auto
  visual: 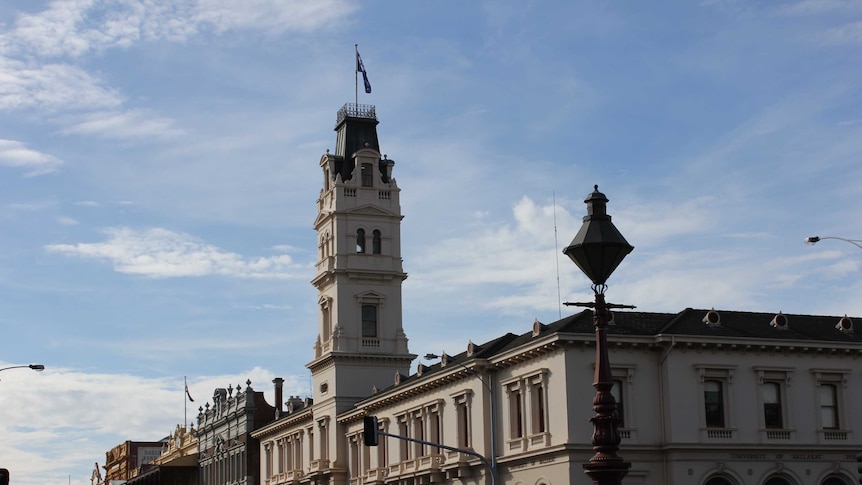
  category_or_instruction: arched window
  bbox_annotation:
[705,476,734,485]
[821,476,849,485]
[372,230,381,254]
[764,476,792,485]
[356,229,366,253]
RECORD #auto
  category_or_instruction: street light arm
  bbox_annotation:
[805,236,862,250]
[0,364,45,373]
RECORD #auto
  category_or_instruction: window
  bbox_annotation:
[704,380,725,428]
[502,369,551,450]
[356,229,366,253]
[755,367,792,435]
[533,383,546,433]
[764,476,792,485]
[398,418,410,460]
[452,391,473,449]
[361,304,377,338]
[762,382,783,428]
[372,230,381,254]
[820,384,839,429]
[510,388,524,438]
[361,163,373,187]
[696,365,735,435]
[610,379,624,428]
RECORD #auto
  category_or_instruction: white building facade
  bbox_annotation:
[253,103,862,485]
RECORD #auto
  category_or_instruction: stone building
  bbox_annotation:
[196,380,276,485]
[124,424,199,485]
[103,439,165,484]
[252,102,861,485]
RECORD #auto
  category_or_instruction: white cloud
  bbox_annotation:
[45,227,307,279]
[0,57,123,112]
[820,20,862,45]
[2,0,356,59]
[74,200,99,206]
[0,139,63,176]
[194,0,357,34]
[57,216,79,225]
[60,109,183,139]
[0,365,307,485]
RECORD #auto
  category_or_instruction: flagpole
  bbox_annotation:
[355,44,359,107]
[184,376,188,430]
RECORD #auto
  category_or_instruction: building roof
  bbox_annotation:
[350,307,862,411]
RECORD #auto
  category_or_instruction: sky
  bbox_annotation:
[0,0,860,483]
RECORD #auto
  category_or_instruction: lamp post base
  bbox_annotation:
[583,461,631,485]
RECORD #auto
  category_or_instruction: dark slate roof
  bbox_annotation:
[658,308,862,343]
[357,308,861,406]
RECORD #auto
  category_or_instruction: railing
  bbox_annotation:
[766,430,791,440]
[823,430,848,440]
[337,103,377,124]
[344,188,356,197]
[378,191,391,200]
[362,338,380,348]
[706,429,734,439]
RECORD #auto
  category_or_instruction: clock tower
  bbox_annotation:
[307,103,414,477]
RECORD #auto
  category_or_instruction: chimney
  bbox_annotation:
[272,377,284,418]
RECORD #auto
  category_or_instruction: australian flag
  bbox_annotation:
[356,50,372,94]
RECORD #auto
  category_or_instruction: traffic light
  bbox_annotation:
[0,467,9,485]
[363,416,379,446]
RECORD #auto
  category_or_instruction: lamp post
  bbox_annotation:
[562,185,632,485]
[423,353,497,485]
[0,364,45,373]
[804,236,862,251]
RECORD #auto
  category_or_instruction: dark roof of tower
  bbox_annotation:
[331,103,381,182]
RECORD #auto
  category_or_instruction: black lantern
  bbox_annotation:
[563,186,633,286]
[564,185,632,485]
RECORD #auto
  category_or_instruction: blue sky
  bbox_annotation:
[1,1,860,483]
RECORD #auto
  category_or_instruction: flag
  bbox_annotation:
[356,50,372,94]
[185,379,194,402]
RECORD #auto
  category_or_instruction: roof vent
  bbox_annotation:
[770,312,788,330]
[703,308,721,327]
[532,318,544,336]
[836,315,854,334]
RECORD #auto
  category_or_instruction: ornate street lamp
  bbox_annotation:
[563,185,632,485]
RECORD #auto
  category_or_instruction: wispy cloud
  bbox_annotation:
[45,227,307,279]
[0,57,123,112]
[60,109,183,139]
[57,216,79,225]
[820,20,862,45]
[0,139,63,176]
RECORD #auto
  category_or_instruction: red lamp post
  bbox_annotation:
[563,185,633,485]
